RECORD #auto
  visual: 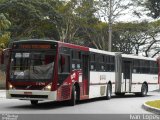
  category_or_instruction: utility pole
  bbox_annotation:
[108,0,113,52]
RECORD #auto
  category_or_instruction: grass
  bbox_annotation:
[146,100,160,109]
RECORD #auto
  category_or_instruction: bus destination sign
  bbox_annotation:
[19,44,51,49]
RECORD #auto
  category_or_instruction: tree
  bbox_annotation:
[72,0,100,46]
[54,0,80,42]
[0,13,11,48]
[112,22,148,54]
[0,0,99,46]
[94,0,132,51]
[141,20,160,57]
[55,0,98,44]
[0,0,61,40]
[145,0,160,18]
[112,20,160,57]
[80,21,109,50]
[132,0,160,19]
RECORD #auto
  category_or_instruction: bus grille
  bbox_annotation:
[14,86,44,90]
[61,85,70,100]
[11,94,48,99]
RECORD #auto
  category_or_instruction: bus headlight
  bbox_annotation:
[9,83,15,89]
[44,84,52,91]
[9,84,13,89]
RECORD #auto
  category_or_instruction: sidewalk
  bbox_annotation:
[0,90,6,99]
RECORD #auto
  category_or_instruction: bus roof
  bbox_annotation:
[89,48,116,56]
[122,54,156,61]
[12,39,57,44]
[11,39,157,61]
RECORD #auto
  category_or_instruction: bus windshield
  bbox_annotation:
[10,51,55,81]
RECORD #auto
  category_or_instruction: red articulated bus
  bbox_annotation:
[0,39,159,105]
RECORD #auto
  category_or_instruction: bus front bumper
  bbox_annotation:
[6,90,57,101]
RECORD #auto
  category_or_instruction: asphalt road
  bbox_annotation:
[0,91,160,114]
[1,91,160,120]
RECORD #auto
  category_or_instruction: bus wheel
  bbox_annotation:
[69,86,76,106]
[141,84,147,97]
[30,100,38,105]
[106,84,112,100]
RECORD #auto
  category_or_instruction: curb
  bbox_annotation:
[142,100,160,114]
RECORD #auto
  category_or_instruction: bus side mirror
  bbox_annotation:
[0,50,4,65]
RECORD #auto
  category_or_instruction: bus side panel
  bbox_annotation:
[131,73,159,92]
[57,70,81,101]
[89,71,115,99]
[57,69,91,101]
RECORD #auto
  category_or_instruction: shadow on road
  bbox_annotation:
[78,94,153,105]
[6,93,153,110]
[112,94,153,99]
[7,100,72,110]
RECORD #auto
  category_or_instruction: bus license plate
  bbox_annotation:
[24,92,32,95]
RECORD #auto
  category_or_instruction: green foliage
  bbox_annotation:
[0,0,61,40]
[0,13,11,48]
[0,0,159,57]
[112,22,148,54]
[0,13,11,31]
[54,0,99,44]
[112,20,160,57]
[0,32,10,48]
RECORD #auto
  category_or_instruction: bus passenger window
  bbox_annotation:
[77,64,81,69]
[101,65,105,71]
[72,64,76,69]
[90,64,95,70]
[133,69,136,73]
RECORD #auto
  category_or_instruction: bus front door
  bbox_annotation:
[122,61,132,92]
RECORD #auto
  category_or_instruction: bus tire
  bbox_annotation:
[106,84,112,100]
[31,100,38,105]
[141,84,147,97]
[69,86,76,106]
